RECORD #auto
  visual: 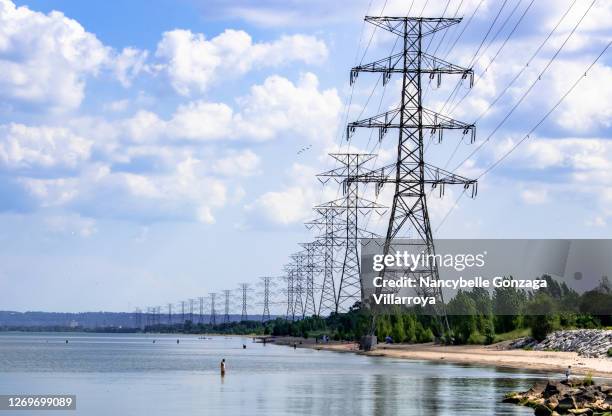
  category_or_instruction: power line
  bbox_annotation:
[437,0,511,115]
[441,0,578,170]
[453,0,597,172]
[473,0,579,124]
[448,0,536,116]
[478,41,611,179]
[435,40,611,231]
[441,0,486,59]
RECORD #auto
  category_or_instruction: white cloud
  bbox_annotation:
[0,123,92,170]
[212,149,260,177]
[122,73,341,144]
[245,163,335,226]
[0,0,108,110]
[21,158,229,224]
[0,0,148,111]
[491,136,612,176]
[167,101,234,140]
[520,188,549,205]
[235,73,341,143]
[154,28,328,95]
[549,61,612,133]
[122,110,165,143]
[114,47,149,87]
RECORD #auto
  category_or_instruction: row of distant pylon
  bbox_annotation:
[134,277,285,327]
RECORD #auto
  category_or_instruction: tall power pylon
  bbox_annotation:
[289,253,306,319]
[167,303,173,325]
[317,153,385,312]
[209,293,217,325]
[223,290,231,324]
[283,270,295,320]
[189,298,194,322]
[134,308,142,329]
[258,276,273,322]
[299,242,319,316]
[348,17,478,328]
[180,300,186,323]
[307,208,339,316]
[238,283,250,321]
[198,296,204,323]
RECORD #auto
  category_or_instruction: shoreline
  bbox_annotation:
[270,337,612,378]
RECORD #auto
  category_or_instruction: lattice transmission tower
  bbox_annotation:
[180,300,186,323]
[222,290,231,324]
[299,242,320,317]
[238,283,251,321]
[283,267,295,320]
[209,293,217,325]
[347,17,478,329]
[307,207,341,316]
[287,254,306,319]
[258,276,274,322]
[317,153,386,313]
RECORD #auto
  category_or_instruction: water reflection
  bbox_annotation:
[0,333,547,416]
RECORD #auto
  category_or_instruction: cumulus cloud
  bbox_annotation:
[154,28,328,95]
[0,123,92,171]
[0,0,108,110]
[21,158,229,224]
[245,163,336,226]
[488,136,612,221]
[114,47,149,87]
[548,61,612,133]
[212,149,260,177]
[0,0,148,111]
[119,73,341,144]
[234,73,341,143]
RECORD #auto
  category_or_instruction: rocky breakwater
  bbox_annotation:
[503,379,611,415]
[510,330,612,358]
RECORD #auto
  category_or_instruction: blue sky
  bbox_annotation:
[0,0,610,312]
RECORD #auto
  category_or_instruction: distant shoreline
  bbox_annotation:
[270,337,612,378]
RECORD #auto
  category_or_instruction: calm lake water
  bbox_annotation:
[0,332,553,415]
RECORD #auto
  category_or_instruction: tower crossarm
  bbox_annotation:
[351,51,472,84]
[315,196,387,211]
[346,162,477,197]
[364,16,462,37]
[347,107,475,143]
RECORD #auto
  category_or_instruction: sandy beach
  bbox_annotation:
[271,338,612,377]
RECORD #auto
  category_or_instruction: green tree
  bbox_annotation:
[391,310,406,343]
[493,277,526,333]
[524,293,557,341]
[447,290,478,344]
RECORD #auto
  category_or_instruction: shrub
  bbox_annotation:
[419,328,434,343]
[467,331,485,344]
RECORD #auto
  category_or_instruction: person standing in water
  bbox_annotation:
[220,358,226,376]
